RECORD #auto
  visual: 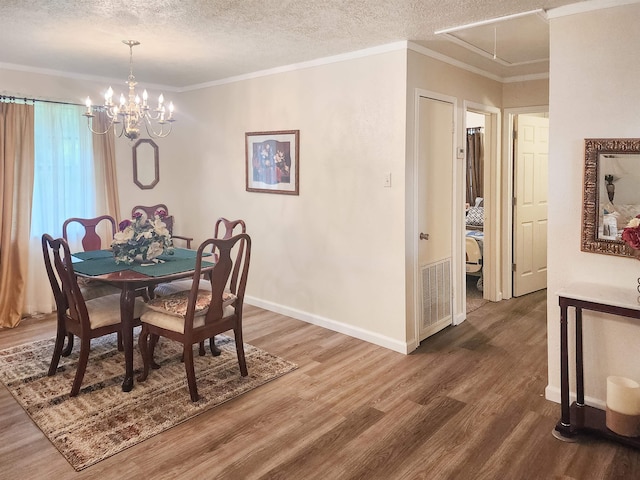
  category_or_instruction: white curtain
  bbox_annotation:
[22,103,103,315]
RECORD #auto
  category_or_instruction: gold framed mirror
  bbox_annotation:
[132,138,159,190]
[581,138,640,256]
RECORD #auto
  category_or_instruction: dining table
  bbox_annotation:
[71,247,214,392]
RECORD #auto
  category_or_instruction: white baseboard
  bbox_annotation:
[545,384,606,410]
[244,296,412,354]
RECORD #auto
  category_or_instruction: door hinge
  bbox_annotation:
[513,196,517,206]
[513,130,517,140]
[512,263,517,272]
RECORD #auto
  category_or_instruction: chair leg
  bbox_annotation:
[149,333,161,369]
[233,328,248,377]
[48,325,67,376]
[62,332,74,357]
[70,338,91,397]
[199,341,206,356]
[117,331,123,351]
[209,336,221,357]
[183,346,199,402]
[137,327,150,382]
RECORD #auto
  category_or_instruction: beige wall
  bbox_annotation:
[405,49,503,341]
[174,50,410,351]
[547,3,640,406]
[502,79,549,109]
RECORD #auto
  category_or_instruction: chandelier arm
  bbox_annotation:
[143,116,173,138]
[84,115,114,136]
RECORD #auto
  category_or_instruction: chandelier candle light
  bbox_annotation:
[84,40,175,140]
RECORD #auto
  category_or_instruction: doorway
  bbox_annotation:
[501,107,549,300]
[512,112,549,296]
[464,111,488,313]
[463,103,500,315]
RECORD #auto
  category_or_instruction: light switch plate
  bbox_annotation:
[384,172,391,187]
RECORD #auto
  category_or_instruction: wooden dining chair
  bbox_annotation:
[42,234,147,397]
[61,215,122,354]
[131,204,193,248]
[138,233,252,402]
[62,215,116,252]
[153,218,247,356]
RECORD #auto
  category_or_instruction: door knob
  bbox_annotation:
[420,233,429,240]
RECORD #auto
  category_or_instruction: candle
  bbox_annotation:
[606,375,640,436]
[85,97,92,114]
[105,87,113,105]
[607,376,640,414]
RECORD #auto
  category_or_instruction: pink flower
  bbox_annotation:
[133,212,143,219]
[155,209,167,218]
[118,219,132,231]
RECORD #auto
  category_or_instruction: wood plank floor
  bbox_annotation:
[3,290,640,479]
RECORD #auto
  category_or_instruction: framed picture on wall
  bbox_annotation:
[245,130,299,195]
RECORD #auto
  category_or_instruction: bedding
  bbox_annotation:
[466,206,484,227]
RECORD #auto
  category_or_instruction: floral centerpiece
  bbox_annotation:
[112,209,174,264]
[622,215,640,259]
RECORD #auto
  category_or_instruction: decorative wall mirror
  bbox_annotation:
[132,138,159,189]
[581,138,640,256]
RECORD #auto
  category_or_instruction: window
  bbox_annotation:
[30,102,97,240]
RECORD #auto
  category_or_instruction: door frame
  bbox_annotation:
[502,105,549,300]
[413,89,458,342]
[463,101,501,308]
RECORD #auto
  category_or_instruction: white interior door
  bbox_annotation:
[513,114,548,296]
[417,95,454,341]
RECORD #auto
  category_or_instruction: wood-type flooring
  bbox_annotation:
[2,289,640,479]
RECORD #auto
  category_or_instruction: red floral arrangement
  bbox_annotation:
[621,215,640,250]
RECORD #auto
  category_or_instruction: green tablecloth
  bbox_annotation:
[72,250,114,260]
[71,248,213,277]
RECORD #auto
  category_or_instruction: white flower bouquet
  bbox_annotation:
[112,209,174,264]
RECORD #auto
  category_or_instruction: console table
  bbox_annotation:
[554,281,640,448]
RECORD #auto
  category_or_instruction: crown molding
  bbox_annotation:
[547,0,640,18]
[179,41,409,92]
[0,61,180,93]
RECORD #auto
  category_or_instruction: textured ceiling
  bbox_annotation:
[0,0,585,90]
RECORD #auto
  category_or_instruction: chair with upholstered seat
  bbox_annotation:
[153,218,247,356]
[137,233,252,402]
[61,215,123,354]
[42,234,147,397]
[155,218,246,296]
[131,204,193,248]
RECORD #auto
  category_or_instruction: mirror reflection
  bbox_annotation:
[598,153,640,241]
[582,138,640,257]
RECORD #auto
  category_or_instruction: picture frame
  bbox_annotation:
[245,130,299,195]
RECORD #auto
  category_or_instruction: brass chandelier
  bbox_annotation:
[84,40,175,140]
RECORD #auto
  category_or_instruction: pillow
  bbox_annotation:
[474,197,484,207]
[146,289,237,318]
[466,206,484,226]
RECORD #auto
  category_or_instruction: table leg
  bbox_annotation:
[575,307,584,406]
[120,286,136,392]
[554,299,572,438]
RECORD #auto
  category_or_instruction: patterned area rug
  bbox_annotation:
[0,333,297,471]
